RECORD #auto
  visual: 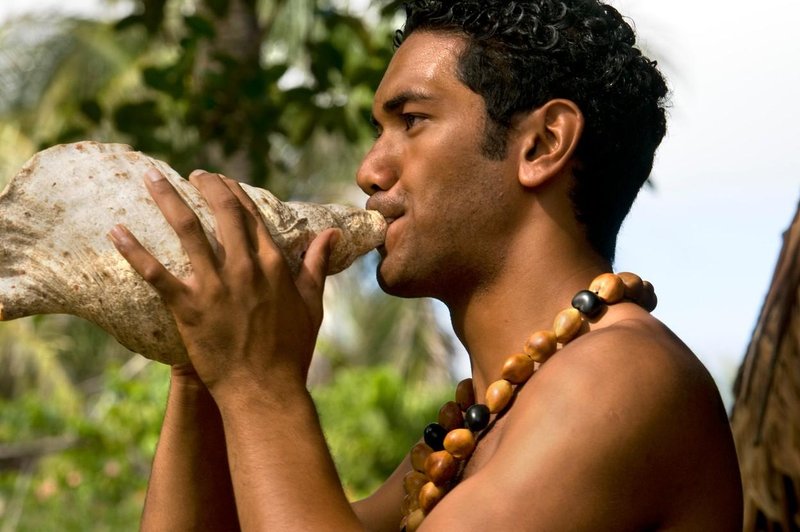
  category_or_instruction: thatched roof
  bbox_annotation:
[732,197,800,531]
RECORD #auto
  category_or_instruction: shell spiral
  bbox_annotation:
[0,142,386,364]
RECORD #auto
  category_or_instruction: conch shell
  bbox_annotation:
[0,142,386,364]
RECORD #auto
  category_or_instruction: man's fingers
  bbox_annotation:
[295,229,340,324]
[189,172,252,264]
[219,178,268,253]
[108,224,182,301]
[144,169,217,272]
[220,178,287,274]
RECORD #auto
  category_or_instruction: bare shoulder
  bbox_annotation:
[508,312,742,528]
[546,312,727,424]
[423,310,743,531]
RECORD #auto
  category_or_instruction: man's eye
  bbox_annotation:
[403,114,422,130]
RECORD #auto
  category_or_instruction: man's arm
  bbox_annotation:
[111,169,365,529]
[140,365,239,531]
[142,366,407,532]
[352,457,410,531]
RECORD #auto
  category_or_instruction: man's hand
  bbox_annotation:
[108,168,339,401]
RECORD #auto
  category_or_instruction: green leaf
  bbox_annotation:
[112,100,164,134]
[141,0,168,34]
[206,0,230,18]
[79,99,102,124]
[114,14,145,32]
[183,14,216,39]
[142,65,184,99]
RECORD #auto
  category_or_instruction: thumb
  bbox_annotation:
[295,228,341,323]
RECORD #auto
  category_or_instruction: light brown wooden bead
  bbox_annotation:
[401,492,421,514]
[403,470,428,495]
[617,271,644,301]
[524,330,558,362]
[406,508,425,531]
[553,307,584,344]
[485,379,514,414]
[455,378,475,411]
[419,482,446,514]
[443,428,476,460]
[424,450,458,486]
[438,401,464,432]
[589,272,625,304]
[640,280,657,312]
[410,442,433,473]
[501,353,536,384]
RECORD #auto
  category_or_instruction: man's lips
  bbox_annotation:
[366,195,404,225]
[366,195,404,253]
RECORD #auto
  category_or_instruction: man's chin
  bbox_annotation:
[376,269,402,297]
[375,266,433,300]
[376,264,412,298]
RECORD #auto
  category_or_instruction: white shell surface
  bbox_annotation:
[0,142,386,364]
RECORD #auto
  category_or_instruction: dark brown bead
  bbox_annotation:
[640,280,657,312]
[485,379,514,414]
[401,492,420,514]
[524,330,557,362]
[424,450,458,486]
[438,401,464,432]
[419,482,446,514]
[410,442,433,473]
[444,428,476,460]
[403,470,428,495]
[617,271,644,301]
[501,353,536,384]
[455,378,475,411]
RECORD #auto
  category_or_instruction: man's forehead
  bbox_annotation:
[373,32,466,110]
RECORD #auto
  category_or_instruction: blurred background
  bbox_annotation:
[0,0,797,529]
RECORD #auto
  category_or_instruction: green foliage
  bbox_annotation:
[14,0,399,194]
[0,358,169,531]
[313,365,451,500]
[0,358,449,528]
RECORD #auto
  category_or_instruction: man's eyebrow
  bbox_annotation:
[370,89,436,128]
[382,89,436,114]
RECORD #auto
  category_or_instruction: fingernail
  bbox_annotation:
[330,229,342,247]
[189,169,208,178]
[145,169,164,182]
[108,224,128,245]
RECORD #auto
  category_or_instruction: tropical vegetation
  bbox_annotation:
[0,1,456,528]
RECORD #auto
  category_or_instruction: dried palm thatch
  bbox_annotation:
[732,197,800,531]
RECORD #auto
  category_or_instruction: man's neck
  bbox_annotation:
[445,227,611,397]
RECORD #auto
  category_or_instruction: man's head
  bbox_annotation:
[395,0,669,261]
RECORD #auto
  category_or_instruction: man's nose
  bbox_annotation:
[356,143,399,195]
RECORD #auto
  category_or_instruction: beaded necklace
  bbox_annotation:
[400,272,657,531]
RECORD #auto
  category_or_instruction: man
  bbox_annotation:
[109,1,743,530]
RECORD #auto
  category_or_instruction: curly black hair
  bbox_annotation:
[395,0,669,262]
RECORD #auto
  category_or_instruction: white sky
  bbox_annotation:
[2,0,799,407]
[609,0,800,407]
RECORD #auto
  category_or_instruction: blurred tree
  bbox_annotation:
[2,0,400,195]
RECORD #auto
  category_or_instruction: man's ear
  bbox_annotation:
[515,99,584,188]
